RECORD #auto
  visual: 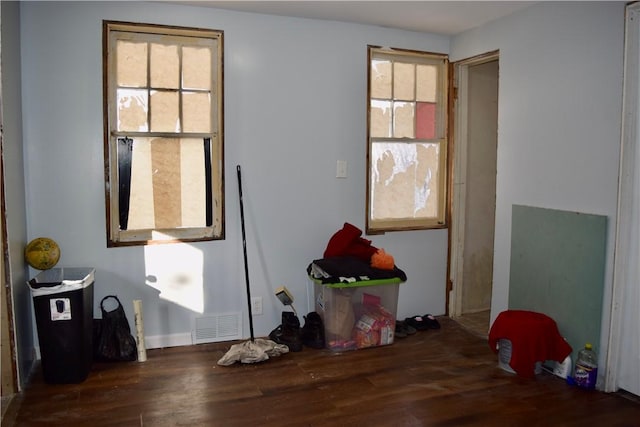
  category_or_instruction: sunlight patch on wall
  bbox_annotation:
[144,239,204,313]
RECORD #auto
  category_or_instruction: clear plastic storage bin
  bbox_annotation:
[313,279,400,351]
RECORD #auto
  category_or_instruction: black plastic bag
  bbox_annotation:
[94,295,137,362]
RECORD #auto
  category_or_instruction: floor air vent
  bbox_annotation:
[193,313,242,344]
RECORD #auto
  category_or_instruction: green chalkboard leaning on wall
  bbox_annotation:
[509,205,607,366]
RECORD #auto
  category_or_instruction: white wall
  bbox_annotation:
[19,1,450,345]
[451,1,625,370]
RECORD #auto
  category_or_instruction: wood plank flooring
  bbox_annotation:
[4,317,639,426]
[451,310,491,339]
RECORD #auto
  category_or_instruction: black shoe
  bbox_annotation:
[268,325,283,341]
[269,311,302,352]
[301,311,325,349]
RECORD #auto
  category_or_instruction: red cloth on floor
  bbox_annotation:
[488,310,572,378]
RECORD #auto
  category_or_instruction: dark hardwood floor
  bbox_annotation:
[4,317,639,426]
[452,310,490,339]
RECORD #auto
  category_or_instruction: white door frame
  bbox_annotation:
[449,50,499,319]
[605,2,640,394]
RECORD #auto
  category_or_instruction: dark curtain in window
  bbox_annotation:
[204,138,212,227]
[118,137,133,230]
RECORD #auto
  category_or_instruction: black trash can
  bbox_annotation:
[28,268,95,384]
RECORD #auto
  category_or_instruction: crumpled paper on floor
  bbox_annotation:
[217,338,289,366]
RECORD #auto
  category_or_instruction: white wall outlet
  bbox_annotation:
[336,160,347,178]
[251,297,263,315]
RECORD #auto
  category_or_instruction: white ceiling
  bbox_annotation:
[170,1,537,35]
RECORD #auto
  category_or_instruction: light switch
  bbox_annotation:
[336,160,347,178]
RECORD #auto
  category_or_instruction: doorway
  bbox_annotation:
[449,52,499,338]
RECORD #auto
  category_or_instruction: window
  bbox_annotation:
[103,21,224,246]
[366,46,448,233]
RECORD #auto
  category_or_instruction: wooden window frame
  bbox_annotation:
[103,21,224,247]
[366,46,449,234]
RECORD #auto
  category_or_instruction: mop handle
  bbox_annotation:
[237,165,255,341]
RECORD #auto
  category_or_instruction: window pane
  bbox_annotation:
[393,102,415,138]
[150,91,179,132]
[126,137,207,230]
[127,137,155,230]
[415,143,440,218]
[180,139,206,227]
[416,102,436,139]
[151,43,179,89]
[117,89,148,132]
[416,65,437,102]
[183,46,211,90]
[370,142,439,220]
[393,62,415,101]
[183,92,211,133]
[117,41,147,88]
[371,60,391,99]
[150,138,182,229]
[371,100,391,138]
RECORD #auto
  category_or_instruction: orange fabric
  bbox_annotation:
[488,310,572,378]
[371,249,395,270]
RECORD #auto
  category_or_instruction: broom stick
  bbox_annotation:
[237,165,255,342]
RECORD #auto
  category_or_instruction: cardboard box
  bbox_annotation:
[313,279,400,351]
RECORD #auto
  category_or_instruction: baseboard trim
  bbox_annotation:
[36,332,217,360]
[144,333,193,349]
